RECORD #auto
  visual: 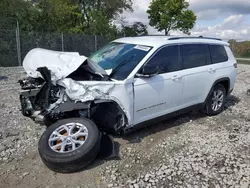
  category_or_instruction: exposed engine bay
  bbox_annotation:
[19,48,129,134]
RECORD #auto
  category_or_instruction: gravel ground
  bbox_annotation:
[0,65,250,188]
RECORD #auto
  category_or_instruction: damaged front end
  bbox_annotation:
[18,42,154,172]
[19,48,129,134]
[19,67,66,124]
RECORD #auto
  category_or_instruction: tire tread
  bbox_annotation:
[38,118,100,173]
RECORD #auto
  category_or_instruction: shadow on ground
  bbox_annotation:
[83,135,121,171]
[224,95,241,109]
[122,94,241,144]
[80,95,241,171]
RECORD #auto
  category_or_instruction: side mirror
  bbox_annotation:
[136,65,158,78]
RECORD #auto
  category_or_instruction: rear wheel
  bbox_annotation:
[247,89,250,96]
[38,118,100,173]
[205,84,226,116]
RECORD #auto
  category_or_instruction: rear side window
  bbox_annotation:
[145,45,181,74]
[209,45,228,63]
[181,44,208,69]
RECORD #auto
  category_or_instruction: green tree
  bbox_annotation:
[0,0,134,36]
[0,0,40,66]
[78,0,133,35]
[121,22,148,37]
[147,0,196,35]
[0,0,83,33]
[81,10,117,37]
[0,0,37,30]
[79,0,133,24]
[34,0,83,33]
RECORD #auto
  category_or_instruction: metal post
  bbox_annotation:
[16,20,22,66]
[94,35,97,51]
[61,33,64,51]
[232,39,236,55]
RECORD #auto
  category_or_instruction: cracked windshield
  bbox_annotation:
[89,42,152,79]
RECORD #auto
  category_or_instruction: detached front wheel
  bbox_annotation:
[38,118,100,173]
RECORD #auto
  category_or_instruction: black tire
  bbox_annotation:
[247,89,250,96]
[38,118,100,173]
[204,84,226,116]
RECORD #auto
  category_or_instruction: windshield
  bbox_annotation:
[89,42,152,80]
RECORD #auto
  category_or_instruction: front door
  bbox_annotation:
[133,45,184,125]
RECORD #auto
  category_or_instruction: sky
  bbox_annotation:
[121,0,250,40]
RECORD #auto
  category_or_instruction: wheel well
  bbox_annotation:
[46,100,128,133]
[205,78,230,103]
[216,79,230,95]
[90,101,127,133]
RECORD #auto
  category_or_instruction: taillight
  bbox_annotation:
[234,63,237,68]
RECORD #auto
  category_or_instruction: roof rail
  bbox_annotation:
[168,36,222,41]
[135,35,222,41]
[136,34,169,37]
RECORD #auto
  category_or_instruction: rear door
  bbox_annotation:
[209,45,235,91]
[180,43,215,107]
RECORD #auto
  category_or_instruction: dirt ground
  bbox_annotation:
[0,65,250,188]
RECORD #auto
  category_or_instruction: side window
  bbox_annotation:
[209,45,228,63]
[205,44,212,65]
[181,44,207,69]
[145,45,181,74]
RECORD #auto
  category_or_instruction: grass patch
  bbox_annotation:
[237,60,250,65]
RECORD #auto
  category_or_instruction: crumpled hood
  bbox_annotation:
[58,78,115,102]
[23,48,87,81]
[21,48,133,125]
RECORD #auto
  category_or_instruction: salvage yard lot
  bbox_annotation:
[0,64,250,188]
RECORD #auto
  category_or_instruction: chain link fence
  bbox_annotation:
[0,29,19,67]
[0,23,110,67]
[0,23,250,67]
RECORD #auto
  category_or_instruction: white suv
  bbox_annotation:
[19,36,237,172]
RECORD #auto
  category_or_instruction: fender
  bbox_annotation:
[54,101,91,113]
[204,77,230,103]
[91,99,129,132]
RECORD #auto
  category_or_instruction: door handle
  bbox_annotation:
[171,75,182,81]
[208,68,216,73]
